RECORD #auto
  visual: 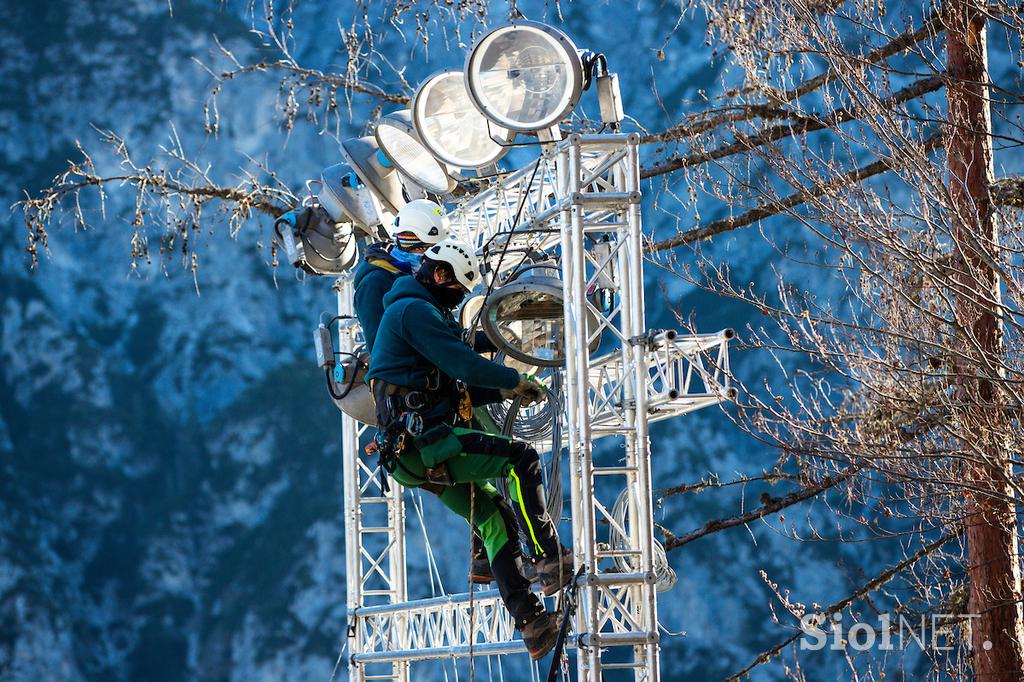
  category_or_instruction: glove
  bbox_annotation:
[501,373,546,406]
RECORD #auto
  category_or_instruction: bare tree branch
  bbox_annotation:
[641,74,946,179]
[661,467,859,551]
[18,130,293,271]
[992,176,1024,209]
[642,11,945,146]
[213,60,409,105]
[780,10,945,103]
[726,527,962,681]
[646,134,945,252]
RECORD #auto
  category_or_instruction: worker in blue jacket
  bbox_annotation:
[367,239,572,659]
[354,199,533,585]
[350,199,520,584]
[353,199,449,353]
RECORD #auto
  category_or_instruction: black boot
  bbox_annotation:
[489,542,561,658]
[534,544,574,596]
[520,555,539,583]
[520,609,561,660]
[470,534,494,584]
[489,542,539,616]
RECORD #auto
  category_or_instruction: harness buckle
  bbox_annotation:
[404,391,428,410]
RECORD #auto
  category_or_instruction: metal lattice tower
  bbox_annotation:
[337,133,734,681]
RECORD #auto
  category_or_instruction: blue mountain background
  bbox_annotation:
[3,1,1020,680]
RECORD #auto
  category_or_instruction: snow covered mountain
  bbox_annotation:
[4,1,1016,680]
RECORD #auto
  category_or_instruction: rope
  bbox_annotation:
[411,490,445,596]
[326,637,348,682]
[546,566,584,682]
[468,484,477,682]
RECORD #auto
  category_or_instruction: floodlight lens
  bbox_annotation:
[488,290,566,364]
[481,266,602,367]
[467,23,582,131]
[413,71,507,169]
[376,123,451,194]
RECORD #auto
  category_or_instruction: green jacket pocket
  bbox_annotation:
[414,424,462,468]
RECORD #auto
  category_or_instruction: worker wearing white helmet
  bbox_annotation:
[367,237,572,660]
[356,204,519,588]
[353,199,451,353]
[387,198,449,251]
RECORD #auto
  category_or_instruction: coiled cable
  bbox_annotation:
[610,488,677,593]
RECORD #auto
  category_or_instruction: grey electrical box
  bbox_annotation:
[314,324,335,368]
[281,226,305,267]
[597,73,624,125]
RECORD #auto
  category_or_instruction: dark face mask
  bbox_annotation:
[416,267,467,309]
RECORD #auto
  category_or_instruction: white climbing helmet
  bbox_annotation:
[387,199,450,245]
[424,238,481,291]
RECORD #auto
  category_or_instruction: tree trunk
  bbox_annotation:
[946,2,1024,679]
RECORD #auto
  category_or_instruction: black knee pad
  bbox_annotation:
[509,442,542,478]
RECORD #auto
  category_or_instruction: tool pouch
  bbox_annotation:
[414,423,462,469]
[424,463,453,487]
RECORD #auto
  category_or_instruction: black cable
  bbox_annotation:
[546,566,584,682]
[323,314,355,329]
[501,396,523,436]
[467,157,544,339]
[580,51,607,91]
[325,350,364,401]
[325,368,346,400]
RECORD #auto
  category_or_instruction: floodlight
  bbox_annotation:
[412,70,509,169]
[465,21,584,132]
[319,163,383,237]
[462,294,541,377]
[277,206,358,276]
[341,136,409,215]
[460,294,487,330]
[480,264,599,367]
[375,110,457,195]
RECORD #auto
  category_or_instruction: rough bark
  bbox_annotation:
[946,2,1024,678]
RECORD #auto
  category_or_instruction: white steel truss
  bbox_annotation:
[336,277,410,682]
[339,134,734,681]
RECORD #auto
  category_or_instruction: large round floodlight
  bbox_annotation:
[466,21,584,132]
[412,70,509,169]
[462,294,541,376]
[276,206,358,276]
[375,110,456,194]
[460,294,487,331]
[481,265,600,367]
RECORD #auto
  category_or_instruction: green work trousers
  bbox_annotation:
[390,426,559,562]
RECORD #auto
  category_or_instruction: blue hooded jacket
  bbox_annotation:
[367,276,520,394]
[353,243,500,359]
[352,246,402,353]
